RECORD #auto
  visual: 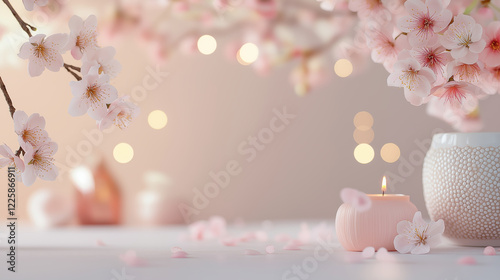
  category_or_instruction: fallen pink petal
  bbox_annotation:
[172,251,189,258]
[483,246,496,256]
[362,247,375,259]
[244,249,262,255]
[265,245,275,254]
[457,256,477,265]
[171,247,183,253]
[283,243,301,250]
[119,250,147,267]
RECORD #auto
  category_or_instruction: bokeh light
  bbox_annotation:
[353,128,374,144]
[148,110,168,130]
[197,35,217,55]
[113,143,134,164]
[238,43,259,65]
[353,111,374,131]
[354,144,375,164]
[334,59,353,78]
[380,143,401,163]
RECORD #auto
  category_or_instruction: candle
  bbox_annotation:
[335,176,417,251]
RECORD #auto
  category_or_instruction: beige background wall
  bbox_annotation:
[1,0,500,225]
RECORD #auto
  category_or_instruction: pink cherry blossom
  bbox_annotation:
[348,0,391,22]
[18,33,67,77]
[427,98,484,132]
[247,0,278,20]
[397,0,452,47]
[13,110,50,149]
[440,14,486,64]
[98,96,139,130]
[447,62,482,84]
[480,65,500,94]
[394,211,444,255]
[411,44,452,84]
[480,21,500,67]
[0,145,25,174]
[387,56,436,105]
[23,0,48,11]
[66,15,98,60]
[69,66,118,121]
[22,141,58,186]
[340,188,372,212]
[431,81,483,112]
[366,25,409,72]
[81,47,122,79]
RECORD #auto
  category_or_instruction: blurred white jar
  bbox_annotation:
[137,171,184,225]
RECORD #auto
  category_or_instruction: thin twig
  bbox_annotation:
[0,76,16,118]
[0,76,24,156]
[64,64,82,81]
[64,63,81,72]
[2,0,36,37]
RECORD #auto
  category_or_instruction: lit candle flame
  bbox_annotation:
[382,176,387,195]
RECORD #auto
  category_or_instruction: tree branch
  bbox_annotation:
[2,0,36,37]
[0,76,16,118]
[64,64,82,81]
[64,63,81,72]
[0,76,24,156]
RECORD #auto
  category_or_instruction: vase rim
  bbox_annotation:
[432,132,500,148]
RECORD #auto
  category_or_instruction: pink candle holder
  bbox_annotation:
[335,194,417,251]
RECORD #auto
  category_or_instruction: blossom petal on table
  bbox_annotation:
[483,246,496,256]
[265,245,275,254]
[375,248,396,262]
[244,249,262,255]
[208,216,227,237]
[171,247,183,253]
[96,240,106,247]
[255,231,268,242]
[457,256,477,265]
[344,253,363,264]
[172,251,188,258]
[274,233,292,243]
[238,232,257,242]
[119,250,147,266]
[221,238,237,246]
[283,243,301,250]
[362,246,375,259]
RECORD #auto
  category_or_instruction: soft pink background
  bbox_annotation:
[1,1,500,225]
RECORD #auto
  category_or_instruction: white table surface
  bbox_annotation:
[0,220,499,280]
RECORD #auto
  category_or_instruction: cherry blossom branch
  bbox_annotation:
[0,76,25,156]
[0,76,16,118]
[2,0,36,37]
[64,63,81,72]
[63,63,82,81]
[3,1,82,82]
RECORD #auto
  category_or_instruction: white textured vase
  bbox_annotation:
[423,133,500,246]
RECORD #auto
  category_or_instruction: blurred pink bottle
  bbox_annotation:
[71,156,121,225]
[137,171,184,226]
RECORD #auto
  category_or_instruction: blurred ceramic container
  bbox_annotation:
[137,171,184,225]
[423,133,500,246]
[71,155,121,225]
[28,188,75,228]
[335,195,417,251]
